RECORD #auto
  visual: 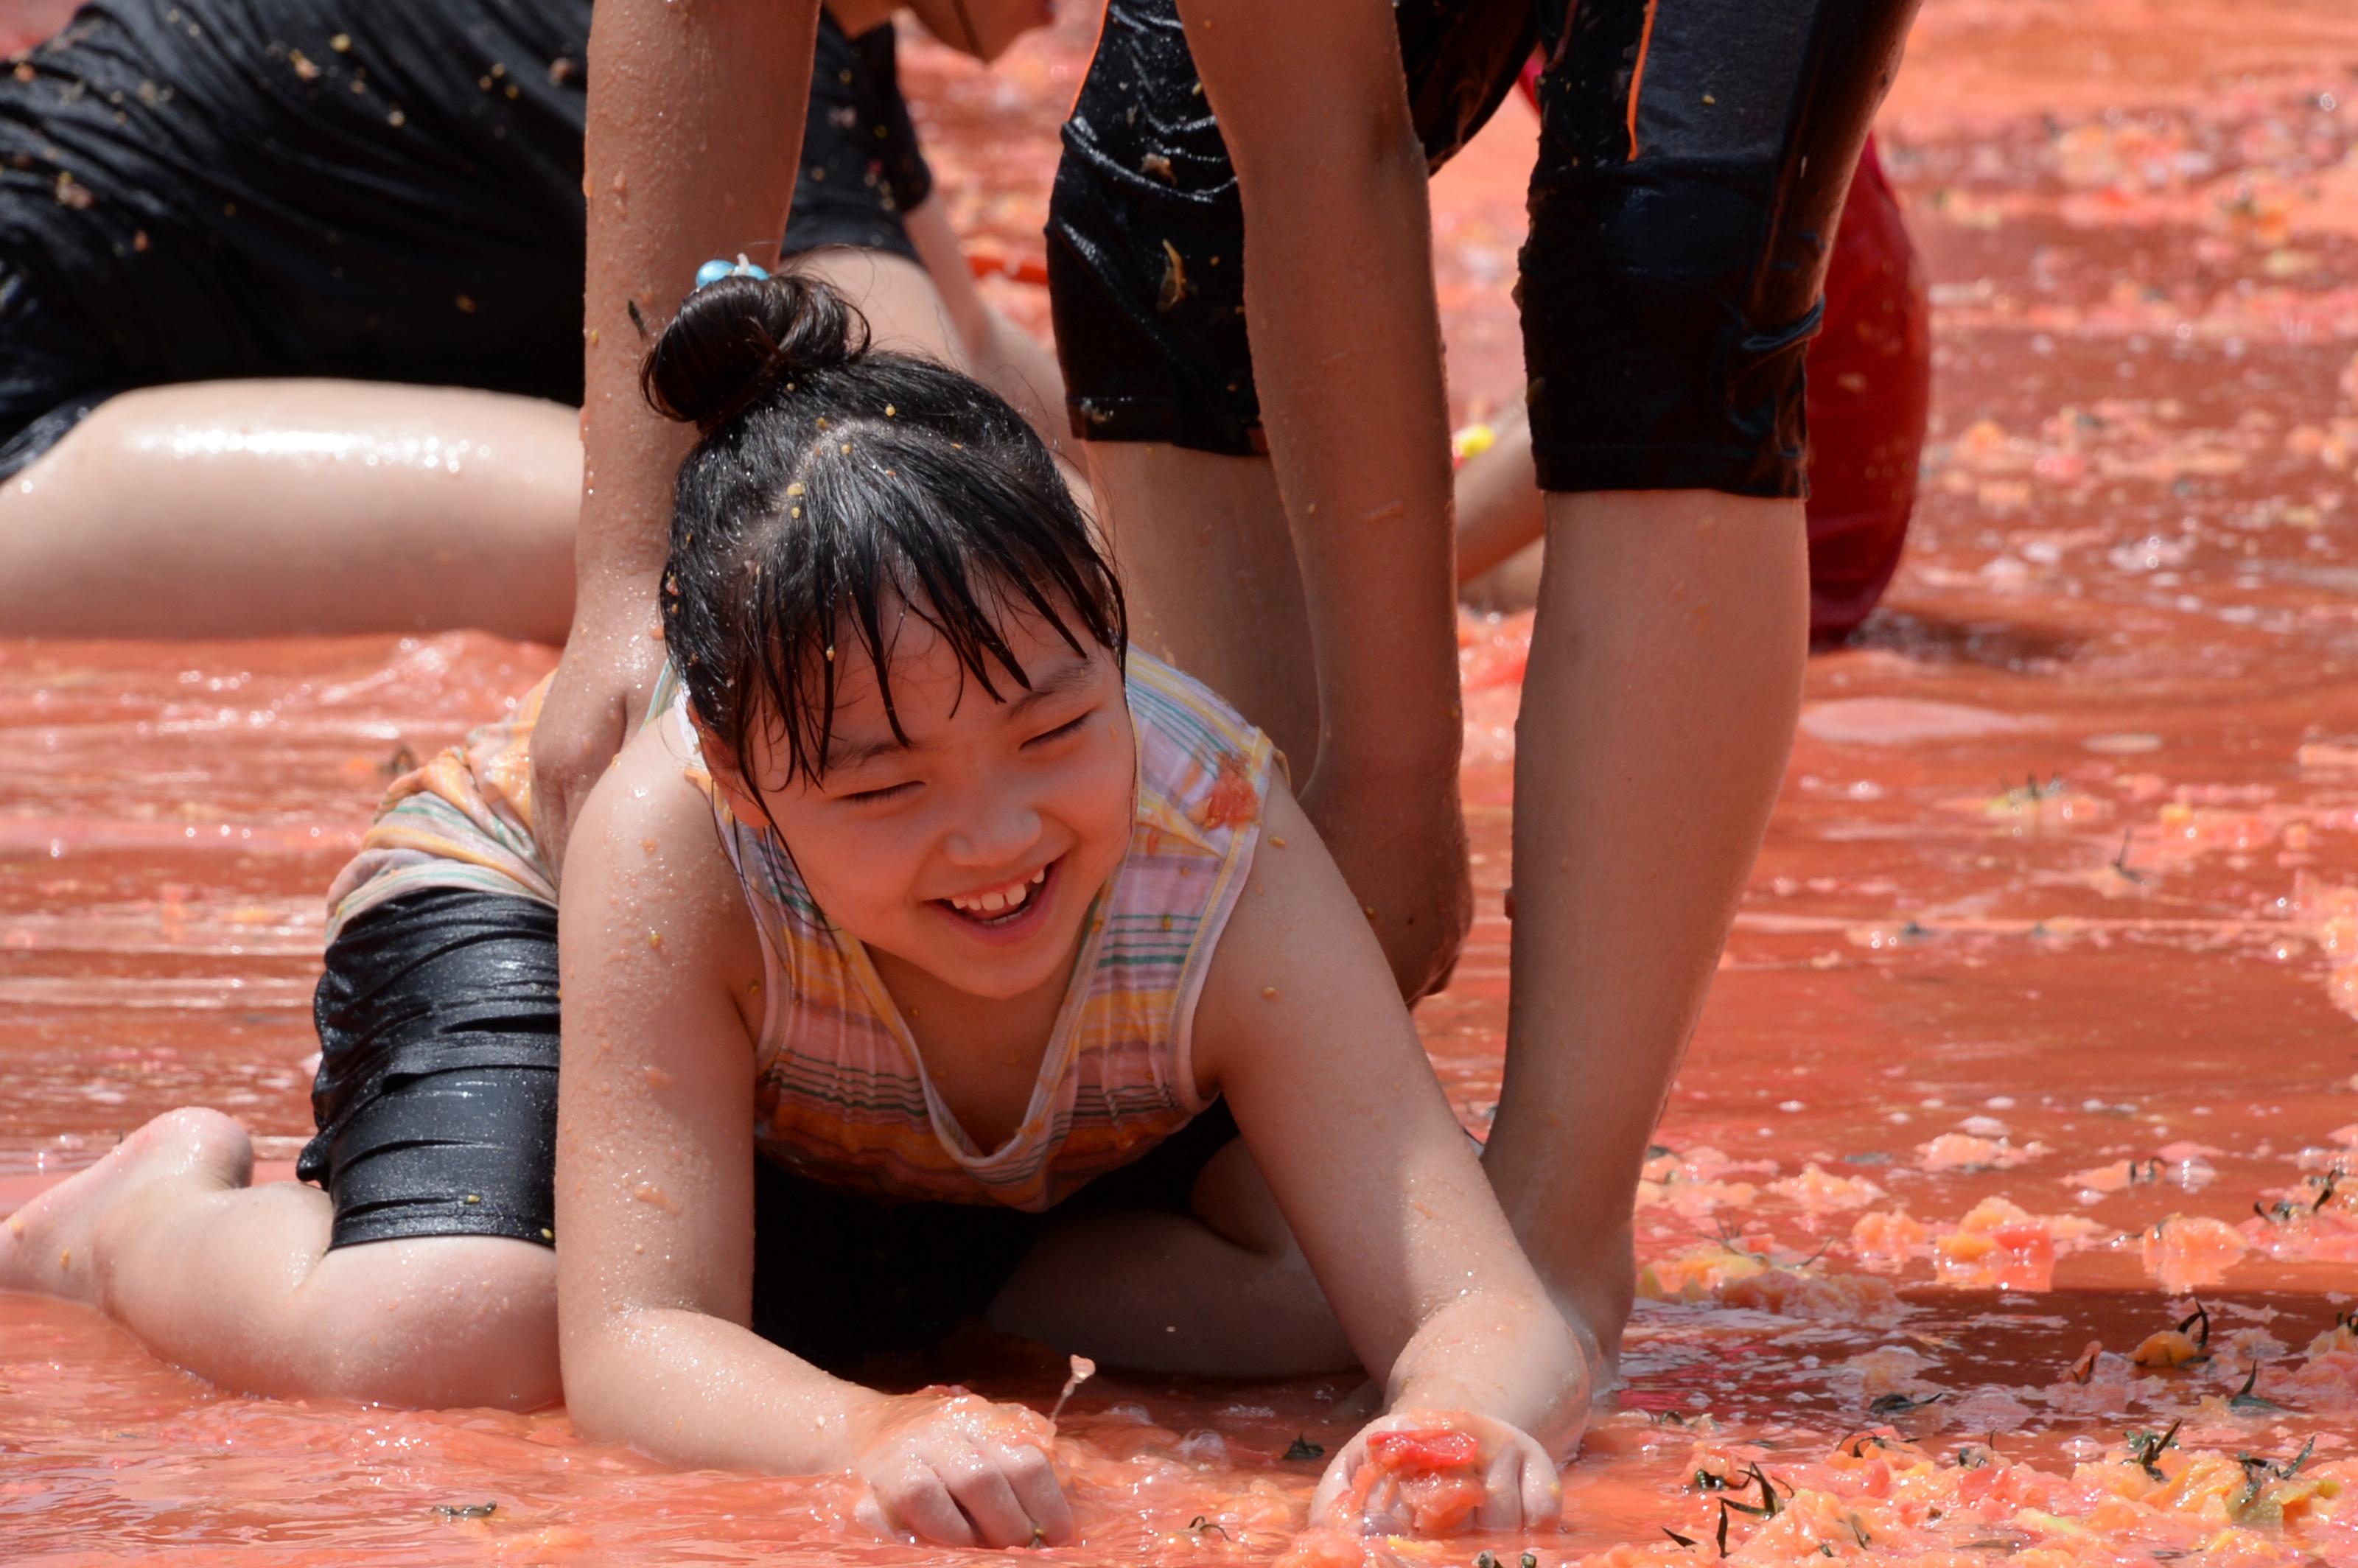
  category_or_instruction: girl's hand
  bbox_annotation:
[1311,1411,1560,1537]
[850,1390,1075,1548]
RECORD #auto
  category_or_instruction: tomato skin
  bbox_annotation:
[1368,1429,1481,1473]
[1405,1473,1487,1534]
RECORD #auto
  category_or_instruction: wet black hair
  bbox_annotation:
[643,271,1125,785]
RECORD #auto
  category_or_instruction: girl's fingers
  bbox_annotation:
[937,1440,1035,1549]
[1357,1474,1411,1536]
[1476,1442,1527,1533]
[882,1461,979,1548]
[989,1440,1076,1544]
[1309,1444,1360,1526]
[1521,1441,1564,1530]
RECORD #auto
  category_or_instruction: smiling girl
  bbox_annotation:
[0,270,1587,1548]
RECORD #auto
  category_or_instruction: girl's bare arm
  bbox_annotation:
[1192,784,1591,1511]
[554,727,861,1466]
[554,729,1071,1547]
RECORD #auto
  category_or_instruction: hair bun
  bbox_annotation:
[641,271,870,430]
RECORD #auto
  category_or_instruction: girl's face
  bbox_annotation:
[718,603,1134,1002]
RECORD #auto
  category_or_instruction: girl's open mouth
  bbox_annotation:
[936,858,1057,934]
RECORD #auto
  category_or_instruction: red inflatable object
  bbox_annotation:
[1805,136,1932,642]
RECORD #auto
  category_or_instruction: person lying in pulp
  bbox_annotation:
[553,270,1589,1543]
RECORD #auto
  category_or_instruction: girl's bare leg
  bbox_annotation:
[0,381,580,641]
[1481,490,1809,1376]
[0,1108,558,1407]
[988,1139,1352,1376]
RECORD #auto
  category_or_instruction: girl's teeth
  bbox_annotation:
[951,871,1043,915]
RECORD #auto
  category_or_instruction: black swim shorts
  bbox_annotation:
[301,885,1240,1369]
[301,887,566,1250]
[1046,0,1921,497]
[0,0,931,482]
[781,13,937,267]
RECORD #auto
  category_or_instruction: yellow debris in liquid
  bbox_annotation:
[646,929,663,948]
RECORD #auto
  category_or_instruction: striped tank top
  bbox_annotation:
[324,651,1276,1211]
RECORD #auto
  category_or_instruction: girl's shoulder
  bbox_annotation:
[1122,650,1280,862]
[579,707,750,891]
[564,707,765,979]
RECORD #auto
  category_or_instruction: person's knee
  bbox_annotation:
[295,1236,561,1409]
[791,248,956,365]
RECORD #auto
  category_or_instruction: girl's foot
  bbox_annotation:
[0,1108,252,1303]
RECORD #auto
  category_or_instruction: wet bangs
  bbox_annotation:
[690,418,1125,786]
[647,275,1127,791]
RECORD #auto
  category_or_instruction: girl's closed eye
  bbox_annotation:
[844,778,921,806]
[1025,710,1096,749]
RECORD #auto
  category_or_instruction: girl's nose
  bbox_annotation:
[940,788,1043,868]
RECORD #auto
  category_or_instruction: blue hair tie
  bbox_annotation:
[694,254,771,290]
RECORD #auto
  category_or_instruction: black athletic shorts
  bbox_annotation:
[1046,0,1922,497]
[783,11,934,266]
[0,0,931,482]
[300,886,1240,1369]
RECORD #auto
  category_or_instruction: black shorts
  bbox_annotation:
[1046,0,1921,497]
[301,887,1239,1369]
[0,0,931,483]
[781,12,935,267]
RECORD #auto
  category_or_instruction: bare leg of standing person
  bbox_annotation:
[1468,0,1919,1371]
[1481,492,1808,1373]
[0,381,581,640]
[1081,444,1320,773]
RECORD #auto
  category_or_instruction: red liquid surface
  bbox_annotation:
[7,1,2358,1563]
